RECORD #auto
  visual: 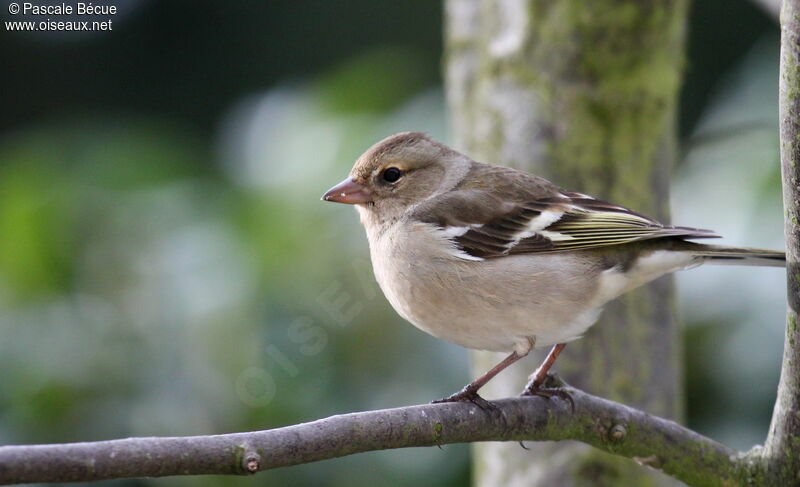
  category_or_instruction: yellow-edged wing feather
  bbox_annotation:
[452,196,719,258]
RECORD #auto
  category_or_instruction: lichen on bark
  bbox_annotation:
[445,0,688,485]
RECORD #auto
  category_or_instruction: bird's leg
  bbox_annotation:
[521,343,573,409]
[522,343,566,392]
[433,350,525,410]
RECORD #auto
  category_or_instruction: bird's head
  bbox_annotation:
[322,132,468,224]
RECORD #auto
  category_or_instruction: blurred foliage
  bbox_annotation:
[0,1,784,486]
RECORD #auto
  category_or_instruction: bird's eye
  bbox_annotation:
[382,167,403,183]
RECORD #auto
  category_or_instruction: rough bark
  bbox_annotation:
[445,1,688,484]
[0,390,742,486]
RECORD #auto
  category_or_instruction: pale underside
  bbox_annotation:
[362,213,699,354]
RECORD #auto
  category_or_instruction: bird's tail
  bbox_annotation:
[683,243,786,267]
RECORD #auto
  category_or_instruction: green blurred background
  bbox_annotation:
[0,1,786,485]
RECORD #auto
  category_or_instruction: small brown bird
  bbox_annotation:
[322,132,785,407]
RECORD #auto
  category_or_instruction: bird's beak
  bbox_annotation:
[321,178,373,205]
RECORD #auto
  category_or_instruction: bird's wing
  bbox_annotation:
[415,190,719,260]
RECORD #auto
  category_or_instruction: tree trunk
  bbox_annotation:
[444,1,688,485]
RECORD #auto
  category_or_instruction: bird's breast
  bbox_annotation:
[365,221,454,324]
[362,220,606,352]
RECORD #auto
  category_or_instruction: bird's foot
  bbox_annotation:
[432,386,497,412]
[522,387,574,411]
[520,373,574,412]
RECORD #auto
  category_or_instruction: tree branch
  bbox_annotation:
[0,387,743,487]
[763,0,800,482]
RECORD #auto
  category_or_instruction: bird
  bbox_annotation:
[321,131,785,407]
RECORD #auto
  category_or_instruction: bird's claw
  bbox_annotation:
[520,387,575,412]
[432,387,498,412]
[520,374,574,412]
